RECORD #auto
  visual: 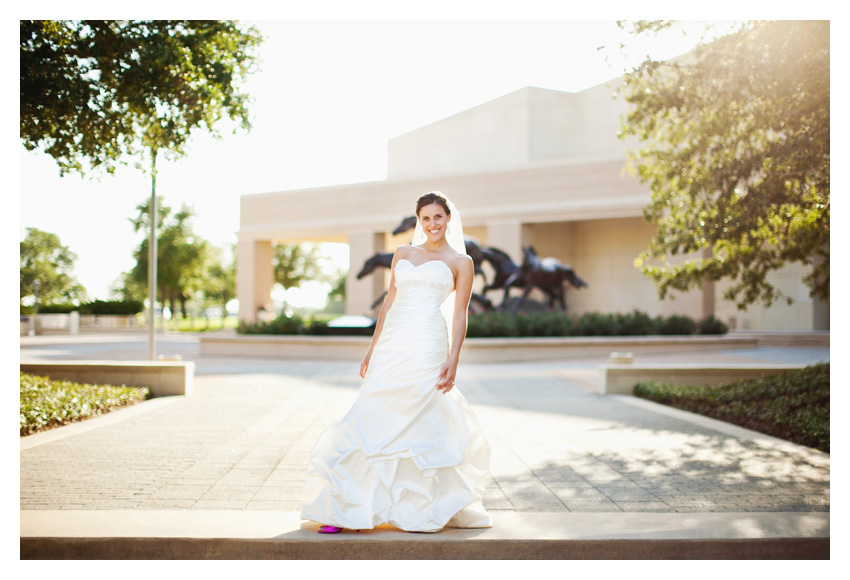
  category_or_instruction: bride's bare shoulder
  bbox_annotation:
[450,252,473,271]
[395,245,415,259]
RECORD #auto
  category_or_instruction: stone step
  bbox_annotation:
[20,511,829,560]
[20,536,829,559]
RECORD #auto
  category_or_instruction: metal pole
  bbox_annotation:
[148,148,158,360]
[30,279,39,336]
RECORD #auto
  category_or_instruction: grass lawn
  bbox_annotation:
[634,363,829,453]
[173,315,239,332]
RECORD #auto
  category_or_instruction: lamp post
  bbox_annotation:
[29,279,39,336]
[147,148,158,360]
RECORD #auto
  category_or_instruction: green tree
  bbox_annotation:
[322,267,347,314]
[20,228,87,306]
[21,20,262,357]
[327,268,346,303]
[274,243,332,290]
[129,197,210,318]
[21,20,262,175]
[108,271,146,303]
[618,20,829,308]
[273,243,334,310]
[203,243,237,315]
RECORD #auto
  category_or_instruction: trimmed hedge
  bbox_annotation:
[22,299,144,315]
[237,310,728,338]
[633,363,829,453]
[81,299,144,315]
[465,310,727,338]
[20,373,151,436]
[29,303,78,314]
[237,314,330,336]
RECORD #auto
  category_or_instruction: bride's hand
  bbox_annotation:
[436,360,457,394]
[360,355,371,378]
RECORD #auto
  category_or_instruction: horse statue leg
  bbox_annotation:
[499,272,520,312]
[370,291,388,310]
[510,284,534,316]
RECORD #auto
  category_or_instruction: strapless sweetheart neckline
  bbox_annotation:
[397,258,452,273]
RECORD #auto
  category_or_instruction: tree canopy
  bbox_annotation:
[618,20,829,308]
[128,197,210,317]
[20,20,263,175]
[20,228,87,306]
[203,244,237,314]
[273,244,333,292]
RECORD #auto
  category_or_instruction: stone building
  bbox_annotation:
[237,81,827,331]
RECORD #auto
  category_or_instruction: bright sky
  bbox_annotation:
[18,15,740,307]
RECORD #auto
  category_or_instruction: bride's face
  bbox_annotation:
[418,202,451,243]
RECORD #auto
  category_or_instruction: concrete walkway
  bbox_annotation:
[19,333,830,559]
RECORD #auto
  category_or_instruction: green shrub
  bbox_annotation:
[634,363,829,453]
[655,314,697,335]
[306,317,330,335]
[575,312,616,336]
[20,373,150,436]
[697,314,729,335]
[466,311,519,337]
[513,312,556,336]
[239,314,302,335]
[238,308,724,339]
[238,314,332,335]
[34,303,79,314]
[80,299,144,315]
[22,300,144,315]
[614,310,656,335]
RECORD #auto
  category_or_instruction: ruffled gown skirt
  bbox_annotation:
[300,259,492,532]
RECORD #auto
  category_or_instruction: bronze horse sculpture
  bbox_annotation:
[481,246,525,295]
[502,246,588,315]
[391,216,418,236]
[481,246,572,313]
[356,253,394,279]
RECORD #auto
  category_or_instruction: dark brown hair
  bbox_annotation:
[416,191,451,217]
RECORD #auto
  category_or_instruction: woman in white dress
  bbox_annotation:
[300,192,492,533]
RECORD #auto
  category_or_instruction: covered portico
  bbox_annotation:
[236,155,711,323]
[237,84,825,331]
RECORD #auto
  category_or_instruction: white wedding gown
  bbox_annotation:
[301,258,492,532]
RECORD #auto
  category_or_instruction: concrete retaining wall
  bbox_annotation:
[199,334,762,363]
[602,364,806,395]
[20,314,144,335]
[20,361,194,397]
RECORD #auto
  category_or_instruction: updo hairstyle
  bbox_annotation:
[416,191,451,218]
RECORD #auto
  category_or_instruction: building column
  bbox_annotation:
[346,231,387,317]
[236,238,274,324]
[485,219,532,264]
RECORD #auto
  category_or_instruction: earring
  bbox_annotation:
[447,224,452,236]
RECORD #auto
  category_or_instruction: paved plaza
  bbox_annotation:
[19,332,830,558]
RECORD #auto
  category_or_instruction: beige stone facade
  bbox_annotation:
[237,83,827,331]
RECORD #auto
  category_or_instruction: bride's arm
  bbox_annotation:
[360,247,406,378]
[436,255,474,393]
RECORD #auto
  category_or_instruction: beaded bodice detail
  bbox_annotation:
[393,259,454,305]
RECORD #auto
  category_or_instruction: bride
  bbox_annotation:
[300,192,492,533]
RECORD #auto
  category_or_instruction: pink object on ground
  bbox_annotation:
[318,525,343,534]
